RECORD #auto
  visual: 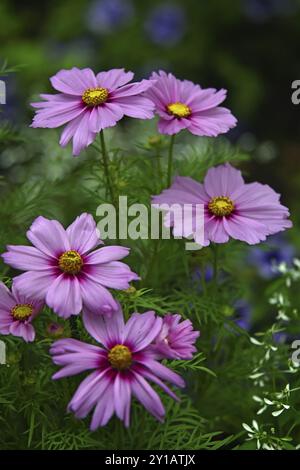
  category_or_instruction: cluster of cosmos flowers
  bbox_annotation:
[0,66,292,429]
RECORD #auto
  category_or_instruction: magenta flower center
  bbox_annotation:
[208,196,234,217]
[58,250,83,274]
[167,102,191,118]
[11,304,33,321]
[108,344,132,370]
[82,87,109,106]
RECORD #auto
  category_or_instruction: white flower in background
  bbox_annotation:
[242,421,292,450]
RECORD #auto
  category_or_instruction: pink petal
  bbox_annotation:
[0,282,15,310]
[31,103,84,128]
[50,67,97,95]
[114,373,131,427]
[205,217,230,244]
[141,359,185,388]
[46,274,82,318]
[9,321,35,342]
[90,103,124,132]
[111,79,153,99]
[51,339,103,378]
[131,372,165,422]
[204,163,244,198]
[114,95,155,119]
[0,309,13,334]
[79,275,118,315]
[68,370,108,418]
[71,111,96,156]
[82,303,124,347]
[87,261,139,290]
[90,379,115,430]
[66,213,101,255]
[27,216,70,258]
[189,88,227,112]
[13,270,56,301]
[59,113,90,148]
[223,215,268,245]
[2,245,53,271]
[188,107,237,137]
[122,311,163,352]
[85,245,131,264]
[158,116,191,135]
[96,68,134,90]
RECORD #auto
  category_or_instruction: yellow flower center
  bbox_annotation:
[208,196,234,217]
[108,344,132,370]
[82,87,109,106]
[167,102,191,118]
[11,304,33,321]
[58,250,83,274]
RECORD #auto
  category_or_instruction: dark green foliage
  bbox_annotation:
[0,119,299,450]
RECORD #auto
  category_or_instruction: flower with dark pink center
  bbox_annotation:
[0,282,43,342]
[50,306,185,429]
[146,70,237,136]
[2,213,139,318]
[152,163,292,246]
[31,67,155,156]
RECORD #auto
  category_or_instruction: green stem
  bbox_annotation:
[212,244,219,288]
[69,316,79,339]
[100,130,115,205]
[167,134,175,187]
[155,149,163,192]
[200,263,207,295]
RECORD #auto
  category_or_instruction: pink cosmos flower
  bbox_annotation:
[151,314,200,360]
[50,307,185,429]
[152,163,292,246]
[31,67,155,156]
[2,213,139,318]
[0,282,43,342]
[146,70,237,136]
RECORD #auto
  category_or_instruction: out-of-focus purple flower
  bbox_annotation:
[50,306,185,429]
[234,299,252,330]
[151,314,200,360]
[86,0,134,34]
[46,322,65,338]
[243,0,297,22]
[248,234,295,279]
[145,4,186,47]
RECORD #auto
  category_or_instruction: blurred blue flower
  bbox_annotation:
[145,3,186,47]
[273,332,288,344]
[248,234,295,279]
[234,299,252,330]
[243,0,297,22]
[86,0,134,34]
[192,265,214,288]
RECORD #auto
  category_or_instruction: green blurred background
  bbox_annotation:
[1,0,300,200]
[1,0,300,280]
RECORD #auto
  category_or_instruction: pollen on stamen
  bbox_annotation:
[167,102,191,118]
[11,304,34,321]
[208,196,234,217]
[58,250,83,274]
[108,344,132,370]
[82,87,109,106]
